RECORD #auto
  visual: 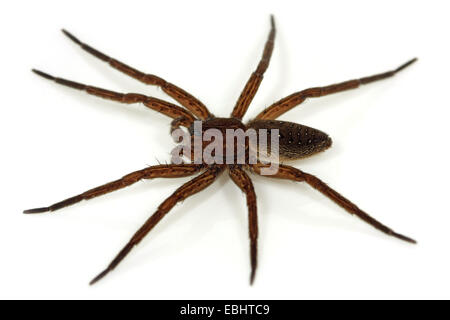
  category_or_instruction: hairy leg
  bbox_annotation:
[90,166,224,285]
[24,164,203,214]
[256,58,417,120]
[229,166,258,284]
[61,30,212,120]
[32,69,196,127]
[231,16,276,120]
[251,163,416,243]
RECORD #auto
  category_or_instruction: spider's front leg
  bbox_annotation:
[251,163,416,243]
[231,15,276,120]
[32,69,196,127]
[61,29,212,120]
[256,58,417,120]
[23,164,203,214]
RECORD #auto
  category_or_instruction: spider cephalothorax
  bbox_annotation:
[25,16,417,285]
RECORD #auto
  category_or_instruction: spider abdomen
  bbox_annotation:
[247,119,332,160]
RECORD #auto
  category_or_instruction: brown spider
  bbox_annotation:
[25,16,417,285]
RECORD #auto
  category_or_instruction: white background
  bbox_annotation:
[1,0,449,299]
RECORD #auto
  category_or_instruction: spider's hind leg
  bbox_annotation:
[229,166,259,284]
[251,163,416,244]
[90,166,224,285]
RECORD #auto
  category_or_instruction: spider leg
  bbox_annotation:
[231,15,276,120]
[229,166,258,284]
[251,164,416,243]
[23,164,203,214]
[90,166,224,285]
[170,116,191,135]
[256,58,417,120]
[32,69,196,127]
[61,29,212,120]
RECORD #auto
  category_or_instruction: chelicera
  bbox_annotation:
[25,16,417,285]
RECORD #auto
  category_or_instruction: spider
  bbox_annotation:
[25,16,417,285]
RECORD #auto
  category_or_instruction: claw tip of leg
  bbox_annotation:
[89,269,109,286]
[396,58,418,72]
[270,14,275,28]
[32,69,54,80]
[61,29,81,45]
[89,277,100,286]
[23,207,49,214]
[407,57,418,66]
[394,232,417,244]
[250,271,256,285]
